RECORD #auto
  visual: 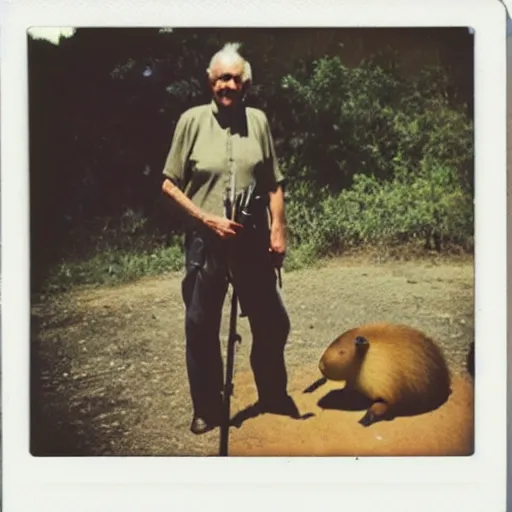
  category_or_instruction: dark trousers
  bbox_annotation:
[181,228,290,419]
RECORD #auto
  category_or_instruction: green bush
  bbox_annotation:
[45,242,184,292]
[280,55,473,268]
[42,208,185,292]
[285,160,473,267]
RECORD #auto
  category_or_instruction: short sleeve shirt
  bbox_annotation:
[162,100,284,218]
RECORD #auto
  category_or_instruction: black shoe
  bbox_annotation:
[190,415,219,435]
[257,394,301,418]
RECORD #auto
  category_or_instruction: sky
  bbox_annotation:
[27,27,75,44]
[27,26,173,44]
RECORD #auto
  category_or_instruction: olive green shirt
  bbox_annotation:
[162,100,284,219]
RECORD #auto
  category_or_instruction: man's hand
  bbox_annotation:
[163,179,242,239]
[269,222,287,268]
[204,214,243,239]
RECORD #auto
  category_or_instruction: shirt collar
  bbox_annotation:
[210,98,246,129]
[210,99,219,115]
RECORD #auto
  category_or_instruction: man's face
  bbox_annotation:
[210,59,245,109]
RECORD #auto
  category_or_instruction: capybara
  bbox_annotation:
[318,322,451,426]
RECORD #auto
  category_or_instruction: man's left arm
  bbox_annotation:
[269,185,287,268]
[259,110,287,267]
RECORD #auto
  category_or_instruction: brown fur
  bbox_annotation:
[318,323,451,425]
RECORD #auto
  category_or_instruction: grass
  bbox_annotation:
[45,242,185,292]
[41,232,472,295]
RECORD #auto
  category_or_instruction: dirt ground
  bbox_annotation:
[30,254,475,457]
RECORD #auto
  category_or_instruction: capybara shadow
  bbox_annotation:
[317,385,451,425]
[317,387,373,411]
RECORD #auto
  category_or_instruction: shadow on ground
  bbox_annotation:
[30,313,141,456]
[230,398,315,429]
[316,385,452,423]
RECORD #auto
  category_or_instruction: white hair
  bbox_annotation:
[206,42,252,83]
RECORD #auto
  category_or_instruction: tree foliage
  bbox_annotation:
[280,53,473,264]
[28,28,474,290]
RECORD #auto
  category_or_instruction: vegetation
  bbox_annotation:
[281,57,473,267]
[28,28,474,292]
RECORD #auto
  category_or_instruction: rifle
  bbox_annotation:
[218,176,282,455]
[219,285,241,456]
[219,171,242,457]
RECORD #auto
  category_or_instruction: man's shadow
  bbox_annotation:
[230,397,315,429]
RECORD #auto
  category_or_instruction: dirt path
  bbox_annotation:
[30,255,474,457]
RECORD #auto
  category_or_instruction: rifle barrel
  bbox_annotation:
[219,165,241,456]
[219,289,240,456]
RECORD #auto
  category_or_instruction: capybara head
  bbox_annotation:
[319,332,369,381]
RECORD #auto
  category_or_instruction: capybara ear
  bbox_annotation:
[355,335,369,354]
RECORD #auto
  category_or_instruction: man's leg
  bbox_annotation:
[232,249,297,416]
[182,232,228,433]
[248,283,291,405]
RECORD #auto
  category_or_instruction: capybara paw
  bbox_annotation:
[358,410,376,427]
[370,400,389,417]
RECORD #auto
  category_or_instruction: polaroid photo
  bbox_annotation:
[1,0,508,510]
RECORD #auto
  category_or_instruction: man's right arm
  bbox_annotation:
[161,113,242,239]
[161,178,242,238]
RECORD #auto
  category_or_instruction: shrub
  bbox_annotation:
[284,160,473,268]
[280,55,473,267]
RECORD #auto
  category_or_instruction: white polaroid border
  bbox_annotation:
[1,0,507,510]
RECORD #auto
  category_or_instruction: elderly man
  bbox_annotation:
[161,42,297,435]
